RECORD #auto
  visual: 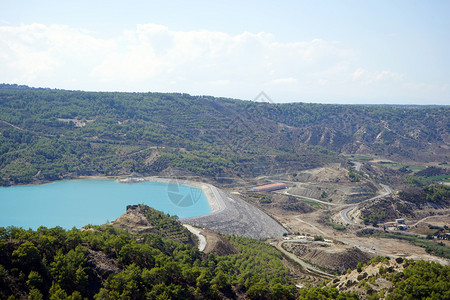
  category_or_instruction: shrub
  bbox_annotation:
[357,272,367,281]
[313,235,324,241]
[368,256,389,265]
[356,262,364,273]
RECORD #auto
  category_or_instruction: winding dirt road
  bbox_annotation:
[274,240,333,278]
[183,224,207,251]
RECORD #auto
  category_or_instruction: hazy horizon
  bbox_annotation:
[2,82,450,107]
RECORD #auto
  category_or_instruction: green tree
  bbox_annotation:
[50,246,88,293]
[356,262,364,273]
[28,288,44,300]
[247,279,270,300]
[49,282,68,300]
[12,241,41,271]
[26,270,43,290]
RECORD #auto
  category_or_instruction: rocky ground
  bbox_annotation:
[331,259,406,298]
[181,187,288,239]
[200,228,239,256]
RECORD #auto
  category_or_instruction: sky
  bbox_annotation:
[0,0,449,104]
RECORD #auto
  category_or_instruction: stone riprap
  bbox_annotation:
[181,184,287,240]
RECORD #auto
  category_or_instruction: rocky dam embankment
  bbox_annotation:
[181,186,287,240]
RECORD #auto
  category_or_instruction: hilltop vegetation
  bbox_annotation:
[8,205,447,299]
[331,256,450,300]
[0,85,448,185]
[112,205,197,245]
[398,185,450,206]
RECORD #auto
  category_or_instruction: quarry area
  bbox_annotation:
[254,162,448,281]
[154,161,450,286]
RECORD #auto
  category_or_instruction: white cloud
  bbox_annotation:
[352,68,404,84]
[0,22,448,104]
[271,78,297,84]
[0,23,114,84]
[209,79,230,85]
[351,68,366,81]
[0,23,353,87]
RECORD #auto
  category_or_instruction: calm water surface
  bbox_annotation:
[0,180,211,229]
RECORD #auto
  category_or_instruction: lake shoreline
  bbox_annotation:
[117,176,225,215]
[0,175,120,188]
[1,175,222,217]
[0,177,215,229]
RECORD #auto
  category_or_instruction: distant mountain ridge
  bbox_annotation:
[0,83,52,91]
[0,85,448,184]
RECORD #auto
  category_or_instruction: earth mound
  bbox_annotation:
[283,242,373,273]
[202,229,239,256]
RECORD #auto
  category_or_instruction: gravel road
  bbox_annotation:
[183,224,207,251]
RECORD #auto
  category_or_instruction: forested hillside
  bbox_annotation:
[0,85,448,185]
[0,205,299,299]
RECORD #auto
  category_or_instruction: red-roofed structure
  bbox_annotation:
[252,182,286,192]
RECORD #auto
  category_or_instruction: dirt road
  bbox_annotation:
[274,240,333,277]
[183,224,206,251]
[340,184,392,225]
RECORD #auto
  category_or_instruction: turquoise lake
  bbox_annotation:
[0,180,211,229]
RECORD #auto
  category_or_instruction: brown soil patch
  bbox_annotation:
[201,229,239,256]
[292,164,348,183]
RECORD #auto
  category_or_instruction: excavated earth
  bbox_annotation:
[201,229,239,256]
[283,242,373,274]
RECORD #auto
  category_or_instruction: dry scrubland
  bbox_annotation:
[240,163,449,278]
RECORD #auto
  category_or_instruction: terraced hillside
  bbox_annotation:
[0,85,448,185]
